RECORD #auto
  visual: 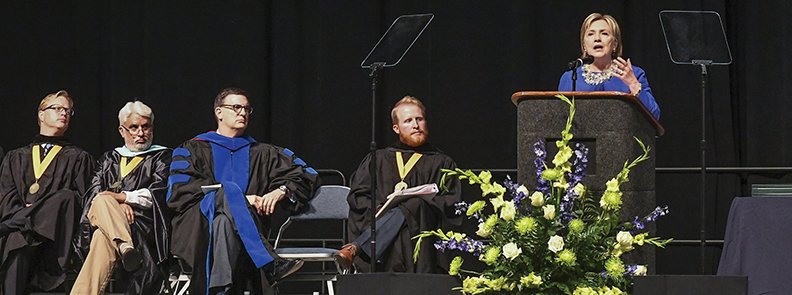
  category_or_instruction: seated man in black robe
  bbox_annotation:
[168,87,318,295]
[336,96,462,273]
[72,100,171,294]
[0,90,94,294]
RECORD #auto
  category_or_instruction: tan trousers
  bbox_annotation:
[71,194,133,295]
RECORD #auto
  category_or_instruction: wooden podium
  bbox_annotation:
[512,91,664,269]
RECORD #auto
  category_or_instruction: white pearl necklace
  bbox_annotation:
[582,64,612,85]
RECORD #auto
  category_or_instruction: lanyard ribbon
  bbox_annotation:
[396,152,422,181]
[32,145,62,181]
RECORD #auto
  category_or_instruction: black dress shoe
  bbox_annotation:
[269,259,304,281]
[119,243,143,272]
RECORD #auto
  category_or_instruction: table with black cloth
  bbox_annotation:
[717,196,792,295]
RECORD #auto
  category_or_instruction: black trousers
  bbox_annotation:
[353,208,406,260]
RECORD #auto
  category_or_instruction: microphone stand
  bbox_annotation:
[571,63,579,92]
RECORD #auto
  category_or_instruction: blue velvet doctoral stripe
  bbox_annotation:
[195,132,273,278]
[282,148,318,175]
[166,173,191,202]
[170,160,190,171]
[173,147,191,158]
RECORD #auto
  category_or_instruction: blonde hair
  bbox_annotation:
[118,100,154,126]
[579,13,623,59]
[38,90,73,111]
[390,96,426,124]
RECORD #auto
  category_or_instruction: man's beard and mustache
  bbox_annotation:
[129,137,153,151]
[400,131,427,147]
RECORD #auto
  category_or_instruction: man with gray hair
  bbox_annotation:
[72,100,171,295]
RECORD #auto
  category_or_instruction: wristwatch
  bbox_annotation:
[278,185,290,194]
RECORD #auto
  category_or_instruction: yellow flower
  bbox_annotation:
[480,246,500,265]
[489,194,505,212]
[573,287,597,295]
[484,214,498,230]
[500,201,516,221]
[605,257,625,279]
[478,170,492,183]
[605,178,620,191]
[448,256,463,276]
[520,272,543,287]
[461,276,487,294]
[541,168,562,181]
[515,217,536,235]
[633,233,648,246]
[552,145,574,166]
[475,222,492,238]
[568,219,585,234]
[600,190,623,210]
[466,200,486,216]
[485,276,507,291]
[556,249,577,266]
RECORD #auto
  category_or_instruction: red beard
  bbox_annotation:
[400,132,427,147]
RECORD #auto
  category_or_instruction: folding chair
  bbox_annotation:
[273,185,351,295]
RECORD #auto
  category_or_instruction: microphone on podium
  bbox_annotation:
[567,56,594,70]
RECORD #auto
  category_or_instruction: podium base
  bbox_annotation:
[336,273,461,295]
[634,275,747,295]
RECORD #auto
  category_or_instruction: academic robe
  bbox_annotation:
[347,142,462,273]
[77,147,171,294]
[0,135,93,291]
[167,132,318,295]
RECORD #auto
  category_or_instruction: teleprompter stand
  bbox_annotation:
[659,10,732,274]
[359,13,433,272]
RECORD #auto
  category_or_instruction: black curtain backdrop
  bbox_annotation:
[2,0,791,275]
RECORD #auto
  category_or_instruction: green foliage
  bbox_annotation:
[414,95,672,295]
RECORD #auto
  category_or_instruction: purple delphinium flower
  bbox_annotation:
[645,205,670,222]
[454,201,469,216]
[433,236,485,257]
[556,143,590,223]
[503,175,529,209]
[627,205,670,233]
[625,264,639,277]
[569,143,589,187]
[533,141,550,194]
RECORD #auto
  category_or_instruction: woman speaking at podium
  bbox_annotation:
[558,13,661,119]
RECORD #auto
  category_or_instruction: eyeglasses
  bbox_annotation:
[220,104,253,115]
[120,123,152,134]
[42,105,75,117]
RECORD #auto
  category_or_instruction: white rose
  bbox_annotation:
[500,201,516,221]
[502,242,522,261]
[516,185,530,196]
[476,222,491,238]
[547,235,564,253]
[634,265,647,276]
[530,191,545,207]
[542,204,556,220]
[616,231,634,247]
